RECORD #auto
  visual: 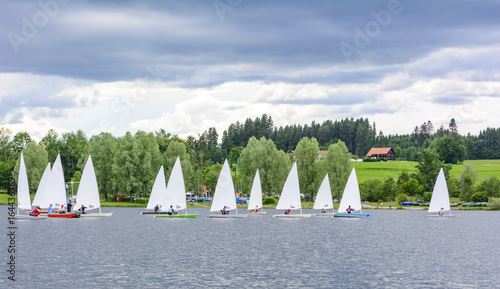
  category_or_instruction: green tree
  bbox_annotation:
[460,164,477,201]
[0,127,13,161]
[415,148,451,192]
[401,178,424,196]
[40,129,61,162]
[294,137,321,200]
[12,142,48,195]
[238,137,291,196]
[433,136,466,164]
[164,140,193,192]
[11,132,32,155]
[203,163,222,193]
[477,176,500,199]
[81,132,116,201]
[323,140,352,200]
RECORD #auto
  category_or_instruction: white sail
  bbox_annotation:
[17,152,31,210]
[164,157,187,211]
[313,174,333,210]
[40,155,67,209]
[428,168,451,212]
[248,169,263,210]
[146,165,168,210]
[210,159,237,212]
[32,163,51,207]
[276,163,302,210]
[75,156,100,211]
[337,168,362,214]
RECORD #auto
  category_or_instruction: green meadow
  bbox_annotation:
[354,160,500,183]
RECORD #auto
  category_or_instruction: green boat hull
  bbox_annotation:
[155,215,198,218]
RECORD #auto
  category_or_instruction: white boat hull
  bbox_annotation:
[334,213,371,218]
[426,214,457,218]
[207,214,248,218]
[80,212,113,217]
[315,213,335,216]
[273,214,312,218]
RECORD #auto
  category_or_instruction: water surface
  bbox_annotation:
[1,207,499,288]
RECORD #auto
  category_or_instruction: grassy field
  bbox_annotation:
[354,159,500,183]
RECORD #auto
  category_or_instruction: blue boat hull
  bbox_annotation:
[333,213,371,218]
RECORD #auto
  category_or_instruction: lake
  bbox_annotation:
[1,206,500,288]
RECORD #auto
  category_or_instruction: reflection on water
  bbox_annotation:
[2,206,500,288]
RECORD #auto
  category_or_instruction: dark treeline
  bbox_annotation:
[219,116,500,162]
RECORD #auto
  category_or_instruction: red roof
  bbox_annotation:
[366,147,392,156]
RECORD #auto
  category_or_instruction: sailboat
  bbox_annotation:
[334,168,371,218]
[247,169,266,215]
[75,156,113,217]
[47,154,81,218]
[273,163,311,218]
[156,157,198,218]
[313,174,335,216]
[142,165,169,214]
[31,162,51,209]
[427,168,456,218]
[14,152,45,220]
[207,159,247,218]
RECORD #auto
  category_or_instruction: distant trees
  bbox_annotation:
[294,137,321,200]
[238,137,291,196]
[323,140,352,200]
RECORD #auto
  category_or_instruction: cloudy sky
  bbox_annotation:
[1,0,499,140]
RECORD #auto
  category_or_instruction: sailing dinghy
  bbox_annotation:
[334,168,371,218]
[155,157,198,218]
[426,168,456,218]
[14,152,46,220]
[247,169,266,215]
[207,159,247,218]
[75,156,113,217]
[142,165,169,214]
[313,174,335,216]
[273,163,311,218]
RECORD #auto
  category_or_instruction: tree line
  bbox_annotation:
[1,115,499,203]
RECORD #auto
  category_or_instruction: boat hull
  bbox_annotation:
[334,213,371,218]
[155,215,198,218]
[207,214,248,218]
[273,214,312,218]
[48,212,81,218]
[14,215,47,220]
[80,212,113,217]
[140,211,172,215]
[426,214,457,218]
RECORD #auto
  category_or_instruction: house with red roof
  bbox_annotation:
[366,147,395,161]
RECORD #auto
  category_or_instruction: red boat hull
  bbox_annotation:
[47,212,80,218]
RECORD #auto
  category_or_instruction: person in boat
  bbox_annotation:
[67,197,73,213]
[78,205,87,214]
[221,206,228,215]
[58,204,66,214]
[167,205,177,215]
[284,208,291,215]
[346,205,355,214]
[47,204,54,214]
[438,207,444,216]
[321,208,326,213]
[30,207,41,217]
[154,204,160,213]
